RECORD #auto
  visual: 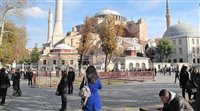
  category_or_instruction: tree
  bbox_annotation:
[137,52,144,57]
[0,0,26,46]
[145,47,157,67]
[30,43,40,63]
[157,38,176,62]
[145,44,149,51]
[98,15,124,72]
[0,21,27,64]
[78,17,96,76]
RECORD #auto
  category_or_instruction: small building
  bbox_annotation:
[38,44,79,75]
[115,56,149,71]
[113,47,149,71]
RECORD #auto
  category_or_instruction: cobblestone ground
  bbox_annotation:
[0,73,182,111]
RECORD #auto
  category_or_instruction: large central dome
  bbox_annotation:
[94,9,127,21]
[163,23,199,38]
[95,9,120,16]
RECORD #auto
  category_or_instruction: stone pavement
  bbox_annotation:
[0,73,182,111]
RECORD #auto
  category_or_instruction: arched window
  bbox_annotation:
[135,63,140,68]
[129,63,133,71]
[142,63,146,68]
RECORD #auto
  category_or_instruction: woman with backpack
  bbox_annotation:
[79,65,102,111]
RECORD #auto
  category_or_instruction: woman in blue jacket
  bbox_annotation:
[80,65,102,111]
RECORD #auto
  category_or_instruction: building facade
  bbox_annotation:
[163,22,200,65]
[38,1,149,73]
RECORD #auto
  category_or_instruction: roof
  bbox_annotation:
[163,23,199,38]
[54,44,72,50]
[95,9,120,16]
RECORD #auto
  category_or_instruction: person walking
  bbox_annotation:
[13,69,22,96]
[67,67,75,94]
[79,65,102,111]
[0,68,10,105]
[159,89,194,111]
[26,68,33,86]
[179,65,190,99]
[189,67,199,99]
[195,73,200,111]
[174,68,180,83]
[56,70,68,111]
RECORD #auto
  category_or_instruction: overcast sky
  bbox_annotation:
[24,0,200,48]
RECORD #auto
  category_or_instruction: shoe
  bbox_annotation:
[0,102,6,105]
[59,108,66,111]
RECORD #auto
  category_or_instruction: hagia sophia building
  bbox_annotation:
[38,0,199,74]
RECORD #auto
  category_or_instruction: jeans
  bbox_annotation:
[61,93,67,110]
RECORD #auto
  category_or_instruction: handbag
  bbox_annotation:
[55,89,62,96]
[79,76,91,106]
[186,80,197,94]
[186,80,193,89]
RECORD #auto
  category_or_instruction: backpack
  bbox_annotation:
[79,76,91,106]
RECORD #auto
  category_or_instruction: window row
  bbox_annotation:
[169,58,200,63]
[173,38,200,45]
[176,47,200,54]
[43,60,74,65]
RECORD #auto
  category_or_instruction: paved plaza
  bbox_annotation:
[0,73,182,111]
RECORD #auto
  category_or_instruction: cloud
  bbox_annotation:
[128,0,163,11]
[24,7,48,18]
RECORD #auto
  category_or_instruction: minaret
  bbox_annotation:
[47,3,53,44]
[166,0,171,30]
[52,0,63,46]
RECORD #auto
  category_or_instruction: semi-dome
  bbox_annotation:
[54,44,72,50]
[95,9,120,16]
[163,23,199,38]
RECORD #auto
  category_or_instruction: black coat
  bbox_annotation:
[57,75,68,95]
[0,72,10,89]
[13,72,21,90]
[195,76,200,110]
[26,71,33,80]
[163,92,194,111]
[67,71,75,83]
[190,73,200,88]
[180,71,189,88]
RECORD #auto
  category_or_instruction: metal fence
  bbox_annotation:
[98,71,154,81]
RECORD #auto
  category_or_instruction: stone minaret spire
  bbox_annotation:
[166,0,171,30]
[52,0,63,46]
[47,2,53,44]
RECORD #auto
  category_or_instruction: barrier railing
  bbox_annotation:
[98,71,154,81]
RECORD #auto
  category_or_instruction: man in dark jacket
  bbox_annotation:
[67,67,75,94]
[159,89,194,111]
[195,73,200,111]
[26,68,33,86]
[13,69,22,96]
[57,70,68,111]
[0,68,10,105]
[179,65,190,99]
